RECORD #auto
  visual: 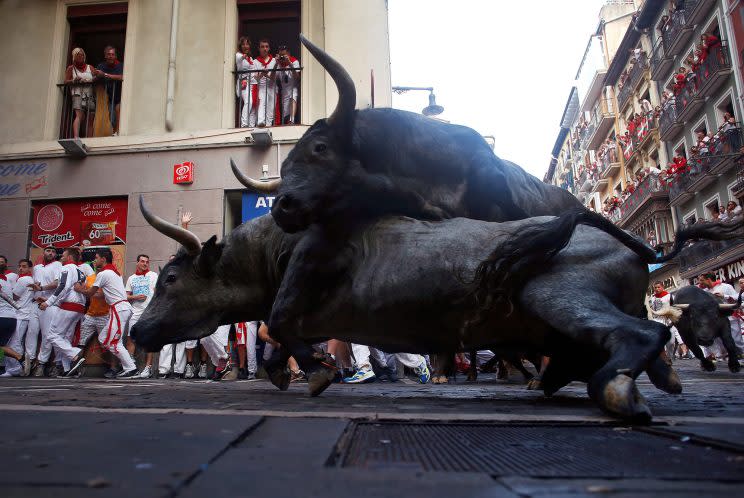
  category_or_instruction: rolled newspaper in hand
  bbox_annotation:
[0,291,20,310]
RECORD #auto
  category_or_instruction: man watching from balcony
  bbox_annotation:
[276,45,300,125]
[64,48,95,139]
[727,201,742,220]
[255,39,278,127]
[94,46,124,136]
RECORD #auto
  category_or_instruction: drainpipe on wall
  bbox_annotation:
[165,0,180,132]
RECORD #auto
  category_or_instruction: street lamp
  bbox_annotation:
[392,86,444,116]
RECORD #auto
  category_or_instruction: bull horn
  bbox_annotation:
[300,33,356,128]
[672,304,690,310]
[719,303,739,310]
[139,195,201,256]
[230,158,281,193]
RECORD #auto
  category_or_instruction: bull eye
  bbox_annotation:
[165,274,177,284]
[313,143,327,153]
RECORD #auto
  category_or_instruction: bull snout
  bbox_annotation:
[129,322,166,352]
[271,194,308,233]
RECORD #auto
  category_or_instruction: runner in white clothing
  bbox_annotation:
[74,248,137,377]
[38,247,86,376]
[0,255,18,286]
[699,273,744,358]
[125,253,158,378]
[29,248,63,376]
[647,281,685,359]
[6,259,39,376]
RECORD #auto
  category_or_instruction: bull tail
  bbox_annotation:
[655,217,744,263]
[467,209,602,321]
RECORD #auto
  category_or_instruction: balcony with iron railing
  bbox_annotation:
[678,238,744,276]
[233,66,304,128]
[57,80,122,140]
[618,54,649,110]
[659,99,681,140]
[661,8,695,57]
[586,98,616,150]
[669,127,743,206]
[598,146,620,180]
[630,112,659,152]
[650,40,673,81]
[684,0,716,26]
[617,174,669,227]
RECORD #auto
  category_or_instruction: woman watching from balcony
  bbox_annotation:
[64,48,95,139]
[236,36,257,128]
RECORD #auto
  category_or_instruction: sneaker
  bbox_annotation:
[22,357,33,377]
[290,370,305,383]
[246,371,256,380]
[168,371,184,379]
[238,368,248,380]
[32,362,45,377]
[184,363,195,379]
[198,363,207,379]
[137,365,152,379]
[104,367,122,379]
[66,355,86,377]
[157,370,169,379]
[117,368,138,378]
[414,362,431,384]
[343,369,376,384]
[211,358,232,381]
[0,372,13,377]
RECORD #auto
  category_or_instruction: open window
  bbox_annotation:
[235,0,301,128]
[703,194,722,221]
[59,3,127,140]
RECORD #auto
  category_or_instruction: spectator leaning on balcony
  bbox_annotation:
[254,38,278,127]
[235,36,257,128]
[64,48,96,139]
[94,46,124,136]
[720,112,740,153]
[728,200,743,219]
[276,45,300,125]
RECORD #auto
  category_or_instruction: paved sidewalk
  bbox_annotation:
[1,360,743,497]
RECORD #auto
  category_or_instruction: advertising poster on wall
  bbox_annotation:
[29,197,128,273]
[241,191,276,222]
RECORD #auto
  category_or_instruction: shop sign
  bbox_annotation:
[31,198,128,248]
[689,257,744,286]
[241,191,275,221]
[173,162,194,184]
[0,162,48,198]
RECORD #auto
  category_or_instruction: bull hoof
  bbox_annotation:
[728,359,741,373]
[307,366,336,397]
[701,360,716,372]
[466,373,478,382]
[589,373,652,424]
[269,367,291,391]
[526,377,542,391]
[646,356,683,395]
[431,375,448,384]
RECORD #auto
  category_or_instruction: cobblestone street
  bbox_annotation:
[1,360,743,497]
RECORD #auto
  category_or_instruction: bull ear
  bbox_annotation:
[196,236,223,276]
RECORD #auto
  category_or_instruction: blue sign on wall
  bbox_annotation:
[242,192,276,222]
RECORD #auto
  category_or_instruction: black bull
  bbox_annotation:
[655,285,741,374]
[233,36,703,370]
[132,198,713,422]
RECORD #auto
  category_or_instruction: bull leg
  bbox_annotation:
[467,350,478,382]
[688,342,716,372]
[263,347,291,391]
[480,355,499,373]
[646,354,683,394]
[430,354,453,384]
[719,327,742,373]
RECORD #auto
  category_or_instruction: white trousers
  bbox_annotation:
[48,308,83,369]
[730,317,744,351]
[201,325,230,366]
[159,342,186,374]
[5,317,40,375]
[280,87,298,123]
[240,86,256,128]
[236,322,258,373]
[37,305,58,364]
[99,304,135,372]
[350,343,424,371]
[256,82,276,126]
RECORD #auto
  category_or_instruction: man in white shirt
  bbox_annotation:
[39,247,87,376]
[254,38,278,127]
[236,36,257,128]
[276,45,300,124]
[0,255,18,286]
[647,281,685,359]
[698,272,743,358]
[125,254,158,378]
[30,247,63,376]
[74,248,137,378]
[4,259,40,376]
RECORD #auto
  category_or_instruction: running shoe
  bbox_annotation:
[414,362,431,384]
[238,367,248,380]
[198,363,207,379]
[32,362,45,377]
[66,355,86,377]
[22,357,32,377]
[246,371,256,380]
[184,363,195,379]
[137,365,152,379]
[117,368,138,378]
[290,370,305,383]
[342,369,376,384]
[104,367,121,379]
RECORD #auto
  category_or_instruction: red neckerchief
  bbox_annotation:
[256,55,273,67]
[74,61,87,71]
[106,59,121,67]
[654,291,669,298]
[0,274,5,281]
[42,260,56,267]
[135,269,149,276]
[242,53,253,64]
[102,264,120,276]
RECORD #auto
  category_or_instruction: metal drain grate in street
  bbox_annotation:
[331,422,744,479]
